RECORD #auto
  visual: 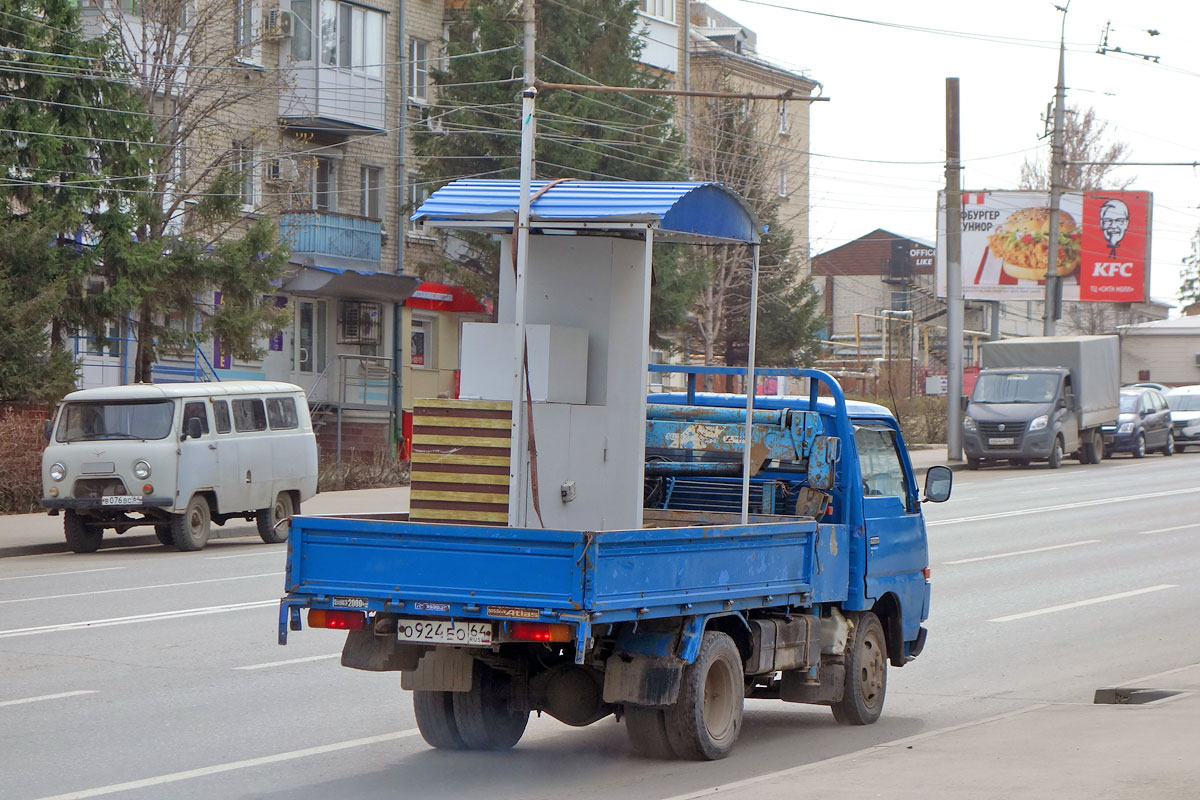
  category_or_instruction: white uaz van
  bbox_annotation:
[42,381,318,552]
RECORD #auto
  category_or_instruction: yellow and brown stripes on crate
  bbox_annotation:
[409,399,511,527]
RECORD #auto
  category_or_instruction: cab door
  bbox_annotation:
[176,400,221,511]
[856,425,929,643]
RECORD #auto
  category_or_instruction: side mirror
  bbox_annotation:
[184,417,203,440]
[43,419,53,441]
[923,465,953,503]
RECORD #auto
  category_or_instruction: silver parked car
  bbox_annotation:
[1165,386,1200,453]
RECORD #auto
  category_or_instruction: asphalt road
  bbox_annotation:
[2,450,1198,799]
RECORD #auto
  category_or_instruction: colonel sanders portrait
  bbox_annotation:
[1099,199,1130,257]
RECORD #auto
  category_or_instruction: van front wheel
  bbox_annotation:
[64,511,103,553]
[170,495,211,551]
[257,492,295,544]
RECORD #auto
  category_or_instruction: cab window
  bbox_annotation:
[854,426,909,503]
[182,402,209,435]
[232,398,268,432]
[212,400,232,434]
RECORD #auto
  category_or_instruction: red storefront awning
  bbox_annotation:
[405,282,489,313]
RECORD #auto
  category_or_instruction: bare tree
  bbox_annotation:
[86,0,295,380]
[1020,105,1133,191]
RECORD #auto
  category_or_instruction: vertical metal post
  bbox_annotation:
[741,243,761,524]
[392,0,408,454]
[945,78,964,462]
[1043,7,1069,335]
[507,0,537,527]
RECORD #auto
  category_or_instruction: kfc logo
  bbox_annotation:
[1098,199,1130,256]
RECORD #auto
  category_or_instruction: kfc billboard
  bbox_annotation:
[935,190,1152,302]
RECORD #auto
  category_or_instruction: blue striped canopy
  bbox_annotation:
[412,180,760,244]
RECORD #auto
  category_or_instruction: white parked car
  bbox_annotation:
[1165,385,1200,453]
[42,381,318,552]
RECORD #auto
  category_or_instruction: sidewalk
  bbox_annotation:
[908,444,965,473]
[702,663,1200,800]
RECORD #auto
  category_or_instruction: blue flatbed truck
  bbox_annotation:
[277,368,952,760]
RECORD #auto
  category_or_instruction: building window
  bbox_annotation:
[407,172,429,234]
[361,165,382,219]
[639,0,674,22]
[777,169,787,198]
[409,38,428,101]
[232,141,255,208]
[315,157,336,212]
[319,0,384,77]
[290,0,313,61]
[410,316,433,368]
[777,103,790,136]
[234,0,260,62]
[338,300,382,345]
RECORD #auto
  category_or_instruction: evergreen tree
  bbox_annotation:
[413,0,682,299]
[1181,226,1200,309]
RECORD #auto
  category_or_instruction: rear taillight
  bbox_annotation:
[308,608,367,630]
[510,622,572,642]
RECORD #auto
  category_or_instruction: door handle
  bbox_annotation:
[869,536,880,546]
[208,443,217,450]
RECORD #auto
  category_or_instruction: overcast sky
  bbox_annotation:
[704,0,1199,306]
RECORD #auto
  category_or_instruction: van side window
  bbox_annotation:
[232,398,268,432]
[182,402,209,434]
[266,397,299,430]
[212,400,231,434]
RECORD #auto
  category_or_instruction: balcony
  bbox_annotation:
[281,211,381,265]
[279,66,385,135]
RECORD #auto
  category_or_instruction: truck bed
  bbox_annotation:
[280,512,847,641]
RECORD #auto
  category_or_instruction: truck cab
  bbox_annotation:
[964,367,1077,467]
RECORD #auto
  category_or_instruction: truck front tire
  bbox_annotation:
[1047,437,1064,469]
[661,631,744,760]
[64,510,102,553]
[831,612,887,726]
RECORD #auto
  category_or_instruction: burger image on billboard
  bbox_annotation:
[986,207,1082,282]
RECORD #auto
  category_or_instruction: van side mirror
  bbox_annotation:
[184,417,203,440]
[923,465,953,503]
[43,419,53,441]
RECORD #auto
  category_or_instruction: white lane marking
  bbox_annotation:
[658,704,1049,800]
[206,551,284,560]
[1136,523,1200,536]
[0,690,98,708]
[989,584,1177,623]
[235,653,340,670]
[33,728,421,800]
[0,567,125,582]
[928,486,1200,526]
[943,539,1100,565]
[0,573,279,605]
[0,600,277,639]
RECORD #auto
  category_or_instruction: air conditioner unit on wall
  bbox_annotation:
[267,9,295,38]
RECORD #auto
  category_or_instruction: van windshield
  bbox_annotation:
[56,400,175,442]
[1166,394,1200,412]
[972,373,1059,404]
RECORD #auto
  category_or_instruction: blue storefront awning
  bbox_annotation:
[412,180,761,245]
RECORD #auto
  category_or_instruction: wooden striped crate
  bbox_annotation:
[409,399,511,527]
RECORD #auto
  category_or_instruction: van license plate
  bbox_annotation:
[102,495,142,506]
[396,618,492,646]
[988,437,1015,446]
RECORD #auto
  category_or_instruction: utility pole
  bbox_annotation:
[945,78,964,462]
[508,0,537,526]
[1043,3,1069,335]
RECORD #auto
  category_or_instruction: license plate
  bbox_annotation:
[101,495,143,506]
[396,618,492,646]
[988,437,1015,446]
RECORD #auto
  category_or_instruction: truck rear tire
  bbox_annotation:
[64,511,102,553]
[451,661,529,750]
[413,690,466,750]
[625,707,677,759]
[256,492,295,544]
[170,494,212,551]
[662,631,744,761]
[831,612,887,726]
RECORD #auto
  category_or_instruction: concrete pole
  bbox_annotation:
[508,0,537,527]
[1043,8,1068,335]
[945,78,964,462]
